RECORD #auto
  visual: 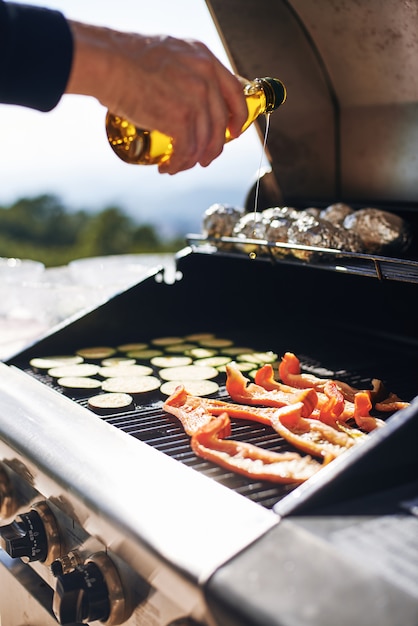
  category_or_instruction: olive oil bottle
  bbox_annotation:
[105,76,286,166]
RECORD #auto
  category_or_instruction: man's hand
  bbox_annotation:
[66,22,248,174]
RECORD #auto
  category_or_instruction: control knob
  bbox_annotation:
[53,552,126,625]
[0,501,62,564]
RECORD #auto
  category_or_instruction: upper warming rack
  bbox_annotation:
[186,235,418,284]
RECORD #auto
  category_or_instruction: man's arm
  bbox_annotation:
[0,0,73,111]
[65,21,247,174]
[0,1,247,174]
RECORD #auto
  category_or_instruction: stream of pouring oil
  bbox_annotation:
[249,113,271,259]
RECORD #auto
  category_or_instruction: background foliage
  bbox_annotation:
[0,195,185,266]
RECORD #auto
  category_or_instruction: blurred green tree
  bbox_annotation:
[0,194,183,266]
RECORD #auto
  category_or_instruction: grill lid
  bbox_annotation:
[206,0,418,206]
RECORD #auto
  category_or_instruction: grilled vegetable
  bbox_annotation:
[184,333,215,342]
[88,392,135,415]
[102,375,161,395]
[117,343,148,352]
[164,385,287,431]
[126,349,163,360]
[150,356,193,368]
[151,336,185,346]
[57,377,102,396]
[164,343,198,353]
[101,357,136,367]
[191,412,322,484]
[194,356,231,368]
[160,380,219,398]
[30,355,84,372]
[237,351,278,364]
[270,402,364,461]
[76,347,116,360]
[186,348,217,359]
[278,352,382,403]
[198,338,234,348]
[159,365,219,382]
[97,364,153,378]
[225,362,317,416]
[48,363,100,379]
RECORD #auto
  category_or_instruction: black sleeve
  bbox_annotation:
[0,1,73,111]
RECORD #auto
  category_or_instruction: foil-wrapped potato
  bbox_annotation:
[263,208,297,257]
[320,202,354,225]
[286,213,363,260]
[305,207,322,219]
[202,203,244,238]
[343,208,412,254]
[287,214,340,260]
[232,212,267,253]
[262,206,300,222]
[201,202,412,260]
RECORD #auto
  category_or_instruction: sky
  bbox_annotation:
[0,0,269,234]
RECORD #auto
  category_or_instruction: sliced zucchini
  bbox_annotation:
[237,351,278,364]
[126,349,163,360]
[198,338,234,348]
[217,361,254,373]
[194,356,231,368]
[150,356,193,368]
[151,336,184,346]
[164,343,198,354]
[184,332,215,342]
[117,342,148,353]
[101,357,136,367]
[102,375,161,395]
[57,376,102,395]
[29,355,84,372]
[98,364,153,378]
[48,363,100,379]
[160,379,219,397]
[76,347,116,360]
[186,348,217,359]
[88,392,135,415]
[159,365,219,381]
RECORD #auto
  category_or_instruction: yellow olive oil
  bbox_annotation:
[106,76,286,166]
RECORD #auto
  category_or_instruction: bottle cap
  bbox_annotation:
[259,77,287,112]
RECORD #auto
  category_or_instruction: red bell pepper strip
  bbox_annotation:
[278,352,384,404]
[191,411,322,484]
[255,364,349,425]
[270,401,366,461]
[162,385,215,435]
[163,384,310,430]
[254,364,296,392]
[375,392,410,413]
[225,362,318,417]
[353,392,386,431]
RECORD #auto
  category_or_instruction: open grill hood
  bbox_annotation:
[206,0,418,206]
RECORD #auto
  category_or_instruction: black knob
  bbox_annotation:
[53,561,110,624]
[0,509,48,561]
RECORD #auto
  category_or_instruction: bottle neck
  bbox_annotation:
[258,77,287,112]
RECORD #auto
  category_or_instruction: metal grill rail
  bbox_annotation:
[186,235,418,284]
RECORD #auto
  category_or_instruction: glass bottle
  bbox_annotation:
[105,76,286,166]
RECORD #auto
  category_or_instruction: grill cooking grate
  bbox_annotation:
[18,349,416,511]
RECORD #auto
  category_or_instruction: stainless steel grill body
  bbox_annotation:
[1,250,417,625]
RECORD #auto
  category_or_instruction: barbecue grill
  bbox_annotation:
[1,1,418,625]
